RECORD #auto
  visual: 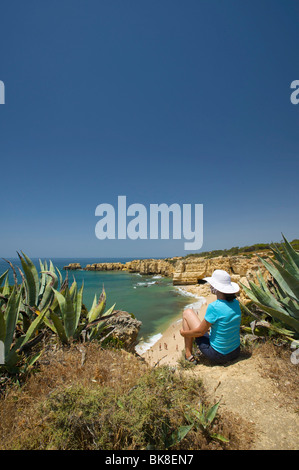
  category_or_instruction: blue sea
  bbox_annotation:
[0,257,202,353]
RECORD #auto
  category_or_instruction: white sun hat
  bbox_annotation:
[203,269,240,294]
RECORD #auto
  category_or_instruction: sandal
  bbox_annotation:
[185,355,197,364]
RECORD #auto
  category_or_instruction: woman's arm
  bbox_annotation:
[180,318,211,338]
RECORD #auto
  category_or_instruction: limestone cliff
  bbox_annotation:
[85,262,126,271]
[64,263,82,270]
[63,254,271,303]
[172,254,270,304]
[83,258,175,277]
[125,259,175,277]
[172,255,267,285]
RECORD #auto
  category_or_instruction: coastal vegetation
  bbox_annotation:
[0,253,235,450]
[0,238,298,450]
[0,343,251,450]
[240,235,299,346]
[183,237,299,260]
[0,252,117,375]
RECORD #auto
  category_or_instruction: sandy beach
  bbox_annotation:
[141,290,216,367]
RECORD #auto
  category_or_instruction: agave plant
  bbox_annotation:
[178,401,229,445]
[17,252,59,323]
[0,283,47,373]
[45,282,117,344]
[17,254,118,344]
[240,235,299,337]
[0,254,57,373]
[0,253,118,372]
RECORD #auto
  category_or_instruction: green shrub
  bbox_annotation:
[18,367,204,450]
[240,235,299,337]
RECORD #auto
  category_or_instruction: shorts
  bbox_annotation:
[195,333,240,365]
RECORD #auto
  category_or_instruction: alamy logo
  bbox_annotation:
[0,81,5,104]
[290,80,299,105]
[0,340,4,365]
[95,196,203,250]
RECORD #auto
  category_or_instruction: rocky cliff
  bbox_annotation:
[64,263,82,270]
[171,254,270,304]
[125,258,175,277]
[85,262,126,271]
[63,255,270,299]
[104,310,142,353]
[172,255,267,285]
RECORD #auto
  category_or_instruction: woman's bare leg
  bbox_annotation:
[182,308,201,359]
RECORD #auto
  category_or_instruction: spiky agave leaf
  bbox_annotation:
[38,271,58,311]
[17,307,48,349]
[59,269,69,292]
[27,304,58,336]
[258,256,299,300]
[4,336,24,372]
[270,243,285,265]
[3,287,22,360]
[241,279,285,313]
[48,308,68,343]
[240,280,299,333]
[88,285,106,322]
[2,275,11,297]
[0,269,9,288]
[249,301,299,332]
[69,278,78,302]
[255,268,268,292]
[74,282,84,332]
[38,260,48,298]
[18,252,39,307]
[0,271,10,312]
[55,267,63,289]
[86,304,117,340]
[3,308,47,372]
[281,233,299,269]
[101,303,116,318]
[53,287,77,339]
[0,309,6,343]
[205,401,221,425]
[3,260,18,287]
[240,275,299,332]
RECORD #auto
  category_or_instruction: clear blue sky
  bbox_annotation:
[0,0,298,258]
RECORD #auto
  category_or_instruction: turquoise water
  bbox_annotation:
[0,257,199,351]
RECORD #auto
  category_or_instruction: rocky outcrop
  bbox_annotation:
[104,310,142,353]
[172,255,268,286]
[63,254,271,303]
[83,259,175,276]
[172,254,272,304]
[85,262,126,271]
[125,259,175,277]
[64,263,82,270]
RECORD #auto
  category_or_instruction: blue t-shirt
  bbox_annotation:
[204,299,241,355]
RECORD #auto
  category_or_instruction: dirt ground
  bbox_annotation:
[142,294,299,450]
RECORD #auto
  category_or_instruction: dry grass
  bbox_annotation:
[0,342,254,450]
[0,343,147,449]
[252,341,299,411]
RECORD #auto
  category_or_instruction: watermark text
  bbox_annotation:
[95,196,203,251]
[290,80,299,105]
[0,81,5,104]
[0,341,4,365]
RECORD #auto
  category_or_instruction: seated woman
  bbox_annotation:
[180,269,241,365]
